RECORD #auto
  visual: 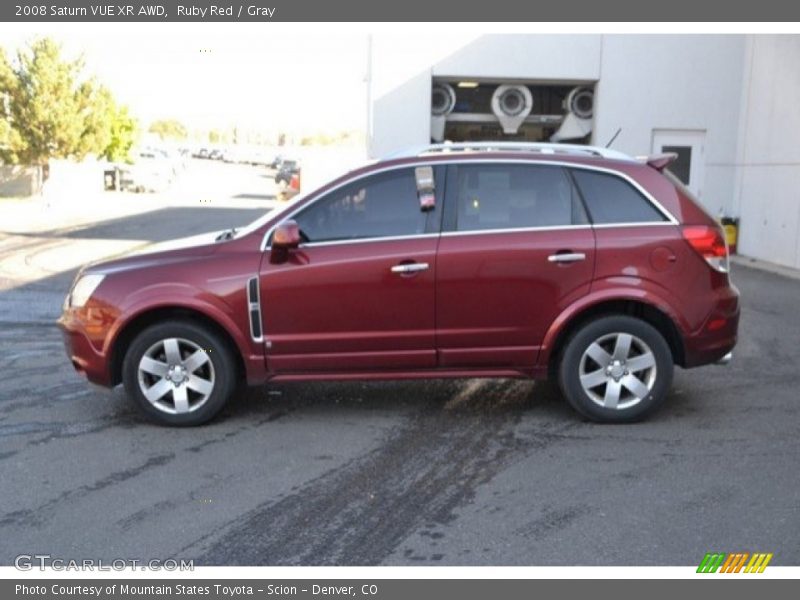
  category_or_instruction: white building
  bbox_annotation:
[367,34,800,269]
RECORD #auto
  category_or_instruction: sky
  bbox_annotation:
[0,24,371,137]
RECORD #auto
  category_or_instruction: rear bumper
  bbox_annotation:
[682,284,740,368]
[57,314,113,386]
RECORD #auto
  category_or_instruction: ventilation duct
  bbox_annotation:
[550,86,594,142]
[430,83,456,143]
[491,85,533,135]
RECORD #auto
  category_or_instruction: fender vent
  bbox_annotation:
[247,277,263,342]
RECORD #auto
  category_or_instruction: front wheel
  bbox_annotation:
[558,315,673,423]
[122,321,238,426]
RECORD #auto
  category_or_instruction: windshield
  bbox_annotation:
[232,190,312,239]
[234,159,378,239]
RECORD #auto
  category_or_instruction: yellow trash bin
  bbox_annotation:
[720,217,739,254]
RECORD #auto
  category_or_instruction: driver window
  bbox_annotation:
[294,168,426,243]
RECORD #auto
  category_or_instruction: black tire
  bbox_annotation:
[122,320,239,426]
[558,315,673,423]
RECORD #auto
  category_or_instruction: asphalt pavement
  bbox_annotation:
[0,160,798,566]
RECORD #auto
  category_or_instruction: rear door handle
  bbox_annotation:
[547,252,586,263]
[391,262,430,274]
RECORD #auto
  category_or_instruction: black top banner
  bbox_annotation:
[2,0,800,22]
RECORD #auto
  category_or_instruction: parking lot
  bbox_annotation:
[0,159,798,566]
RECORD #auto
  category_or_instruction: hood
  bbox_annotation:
[83,230,226,275]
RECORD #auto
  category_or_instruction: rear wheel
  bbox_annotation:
[122,321,238,426]
[558,315,673,422]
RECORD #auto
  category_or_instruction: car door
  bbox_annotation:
[435,161,596,368]
[259,166,443,373]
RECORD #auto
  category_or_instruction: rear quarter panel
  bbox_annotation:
[591,224,718,334]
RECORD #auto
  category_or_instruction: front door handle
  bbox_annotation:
[391,262,430,274]
[547,252,586,263]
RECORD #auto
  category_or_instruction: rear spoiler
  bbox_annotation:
[638,152,678,171]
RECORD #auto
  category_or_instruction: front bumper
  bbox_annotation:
[57,311,113,386]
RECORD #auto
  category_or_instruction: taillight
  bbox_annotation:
[682,225,729,273]
[289,172,301,191]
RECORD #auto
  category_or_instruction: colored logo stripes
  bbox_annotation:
[697,552,773,573]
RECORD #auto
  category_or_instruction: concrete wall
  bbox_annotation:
[369,35,748,217]
[432,34,602,82]
[0,165,42,197]
[46,159,106,199]
[371,69,432,158]
[0,160,106,199]
[368,34,478,157]
[733,36,800,269]
[368,34,800,268]
[594,35,747,217]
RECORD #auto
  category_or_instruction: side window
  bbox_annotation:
[571,169,668,224]
[453,164,585,232]
[294,169,427,243]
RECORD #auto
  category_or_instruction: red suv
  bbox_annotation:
[58,142,739,426]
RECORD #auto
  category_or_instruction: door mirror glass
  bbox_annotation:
[271,219,301,251]
[270,219,301,263]
[415,166,435,211]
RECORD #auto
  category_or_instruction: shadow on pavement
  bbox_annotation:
[0,205,269,323]
[61,206,268,242]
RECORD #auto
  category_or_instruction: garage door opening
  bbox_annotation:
[431,79,596,144]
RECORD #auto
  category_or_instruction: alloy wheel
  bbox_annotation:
[578,332,657,410]
[137,337,215,415]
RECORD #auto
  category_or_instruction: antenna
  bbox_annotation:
[605,128,622,148]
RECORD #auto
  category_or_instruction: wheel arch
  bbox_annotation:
[543,297,687,379]
[109,306,248,387]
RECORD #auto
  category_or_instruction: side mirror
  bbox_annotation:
[270,220,301,263]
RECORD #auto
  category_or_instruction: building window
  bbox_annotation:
[662,145,692,185]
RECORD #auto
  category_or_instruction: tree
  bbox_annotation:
[149,119,187,141]
[7,38,88,164]
[0,47,24,163]
[208,128,223,144]
[0,38,138,165]
[102,104,137,163]
[76,80,114,158]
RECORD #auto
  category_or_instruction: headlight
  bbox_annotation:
[67,274,105,308]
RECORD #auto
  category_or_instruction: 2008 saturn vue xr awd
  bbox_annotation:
[58,142,739,425]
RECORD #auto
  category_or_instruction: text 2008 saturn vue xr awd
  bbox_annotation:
[58,143,740,426]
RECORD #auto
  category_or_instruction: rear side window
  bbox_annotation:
[452,164,587,232]
[571,169,668,224]
[294,168,426,242]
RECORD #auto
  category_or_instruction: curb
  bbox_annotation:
[731,255,800,281]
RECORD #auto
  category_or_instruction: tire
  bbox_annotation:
[122,320,238,426]
[557,315,673,423]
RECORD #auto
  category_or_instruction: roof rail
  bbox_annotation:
[384,142,633,162]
